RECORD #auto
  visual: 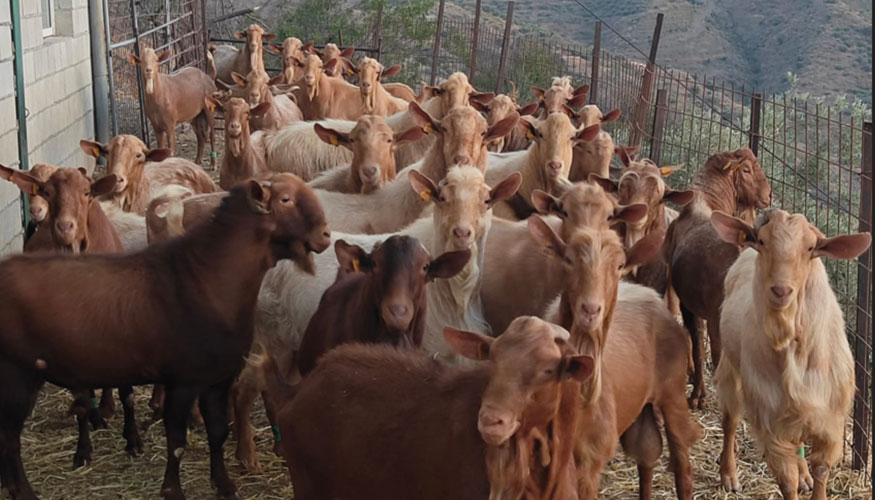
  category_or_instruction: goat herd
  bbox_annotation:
[0,22,869,500]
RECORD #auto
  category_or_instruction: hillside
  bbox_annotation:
[461,0,871,105]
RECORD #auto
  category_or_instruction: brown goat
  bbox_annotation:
[593,157,693,294]
[568,106,622,182]
[127,48,217,166]
[290,55,363,120]
[0,174,330,500]
[311,116,424,193]
[472,93,539,152]
[265,316,593,500]
[352,58,408,116]
[18,164,59,243]
[268,37,306,84]
[383,82,418,103]
[713,209,870,500]
[204,96,271,190]
[214,24,275,84]
[229,71,302,131]
[315,43,356,78]
[531,219,700,499]
[297,236,470,376]
[663,147,772,408]
[531,76,589,118]
[81,134,219,216]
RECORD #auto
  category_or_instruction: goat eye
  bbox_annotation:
[282,196,292,204]
[387,138,393,144]
[808,245,815,252]
[543,369,554,376]
[757,239,764,245]
[136,153,143,159]
[480,131,487,137]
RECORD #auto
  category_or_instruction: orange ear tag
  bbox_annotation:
[737,231,746,246]
[477,343,489,360]
[526,130,535,140]
[422,123,432,135]
[659,166,673,177]
[92,147,102,158]
[420,190,431,202]
[352,259,360,273]
[32,184,39,195]
[329,135,339,146]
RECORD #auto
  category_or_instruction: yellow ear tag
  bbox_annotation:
[346,68,354,76]
[659,166,673,177]
[737,231,746,246]
[420,190,431,202]
[32,183,39,195]
[352,258,360,273]
[92,147,102,158]
[526,130,535,140]
[477,343,489,360]
[329,135,339,146]
[422,123,432,135]
[538,94,544,101]
[722,160,733,171]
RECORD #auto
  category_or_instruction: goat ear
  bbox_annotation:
[0,165,42,196]
[267,43,282,55]
[323,58,339,73]
[157,51,171,63]
[485,112,520,143]
[250,101,272,117]
[233,31,245,40]
[813,232,871,260]
[520,118,541,140]
[575,123,600,143]
[469,100,488,113]
[487,172,522,206]
[528,215,567,260]
[290,56,304,68]
[341,57,357,76]
[380,64,402,79]
[560,104,579,121]
[146,148,172,163]
[562,354,595,382]
[567,92,588,108]
[612,203,647,224]
[245,179,271,214]
[601,108,621,122]
[531,86,545,100]
[263,33,277,41]
[711,211,757,248]
[427,249,471,281]
[302,41,315,53]
[663,189,694,206]
[126,53,139,65]
[80,139,108,159]
[408,102,443,135]
[394,126,424,145]
[340,46,355,58]
[624,230,664,268]
[588,173,618,193]
[573,84,590,97]
[518,101,539,116]
[90,174,119,197]
[469,92,495,105]
[334,240,371,273]
[614,145,638,167]
[408,169,440,203]
[204,95,222,113]
[531,189,564,218]
[313,123,352,150]
[268,74,285,86]
[230,72,247,88]
[444,328,493,361]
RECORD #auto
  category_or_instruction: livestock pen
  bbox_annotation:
[8,0,873,499]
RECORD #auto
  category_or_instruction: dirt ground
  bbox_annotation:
[9,129,871,500]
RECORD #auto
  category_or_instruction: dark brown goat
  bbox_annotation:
[264,316,593,500]
[662,147,772,408]
[297,236,471,376]
[0,165,142,469]
[0,173,329,500]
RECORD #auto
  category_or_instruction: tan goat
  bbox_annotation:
[268,37,306,84]
[472,93,538,152]
[316,43,356,78]
[310,116,424,193]
[712,209,870,500]
[569,105,622,181]
[128,48,216,166]
[80,135,219,215]
[290,54,363,120]
[531,76,589,118]
[353,58,408,116]
[213,24,275,84]
[204,96,270,190]
[230,70,302,131]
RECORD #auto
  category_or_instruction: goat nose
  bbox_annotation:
[548,161,562,172]
[56,220,74,233]
[481,412,504,427]
[453,227,472,240]
[389,305,409,318]
[581,304,602,317]
[454,155,471,165]
[363,166,378,178]
[770,286,792,299]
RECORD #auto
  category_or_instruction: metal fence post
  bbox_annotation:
[650,89,667,164]
[749,93,763,156]
[495,1,514,94]
[430,0,446,86]
[469,0,482,80]
[129,0,150,145]
[630,13,663,147]
[590,21,601,104]
[852,121,873,472]
[375,3,383,62]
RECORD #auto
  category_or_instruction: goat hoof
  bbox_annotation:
[237,452,262,475]
[720,473,740,492]
[98,405,115,420]
[72,450,92,469]
[125,435,144,456]
[88,409,108,430]
[161,487,186,500]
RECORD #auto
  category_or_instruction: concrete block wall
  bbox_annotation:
[0,0,97,255]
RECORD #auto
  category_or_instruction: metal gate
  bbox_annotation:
[103,0,208,144]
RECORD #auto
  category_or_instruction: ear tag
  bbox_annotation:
[659,166,673,177]
[737,231,747,246]
[329,135,339,146]
[346,68,354,76]
[32,184,39,195]
[526,130,535,140]
[477,343,489,360]
[420,190,431,202]
[722,160,733,171]
[92,147,102,158]
[128,57,136,66]
[538,94,544,101]
[422,123,432,134]
[352,259,360,273]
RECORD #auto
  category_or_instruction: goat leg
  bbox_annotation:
[160,385,199,500]
[72,391,94,468]
[119,385,143,456]
[199,381,239,500]
[98,386,115,419]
